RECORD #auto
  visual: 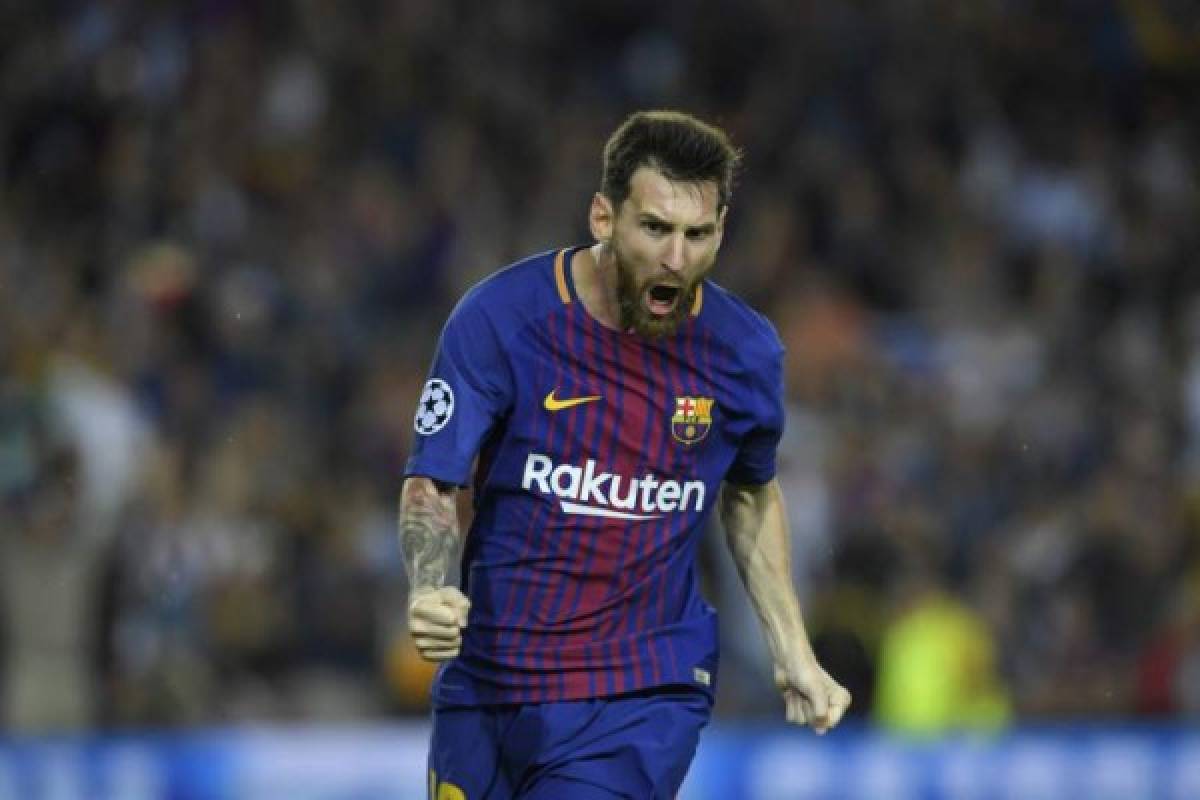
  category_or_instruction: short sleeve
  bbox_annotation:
[405,294,514,485]
[724,342,784,486]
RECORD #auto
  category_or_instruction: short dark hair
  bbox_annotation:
[601,110,741,212]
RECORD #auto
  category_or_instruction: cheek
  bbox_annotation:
[616,234,655,269]
[612,239,648,285]
[687,240,718,268]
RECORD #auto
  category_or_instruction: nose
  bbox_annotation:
[661,234,686,274]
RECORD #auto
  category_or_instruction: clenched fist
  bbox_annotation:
[408,587,471,662]
[775,659,852,735]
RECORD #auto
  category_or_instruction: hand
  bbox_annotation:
[408,587,471,662]
[774,658,852,734]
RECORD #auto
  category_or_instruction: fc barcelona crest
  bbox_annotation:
[672,396,714,445]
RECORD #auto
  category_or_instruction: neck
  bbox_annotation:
[574,243,622,330]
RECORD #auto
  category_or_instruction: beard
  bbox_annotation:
[613,241,704,339]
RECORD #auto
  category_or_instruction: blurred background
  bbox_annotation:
[2,0,1200,797]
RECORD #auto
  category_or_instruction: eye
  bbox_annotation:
[686,228,712,241]
[642,219,669,235]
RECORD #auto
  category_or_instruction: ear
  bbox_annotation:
[589,192,615,243]
[713,205,729,248]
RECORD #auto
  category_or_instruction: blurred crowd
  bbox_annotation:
[2,0,1200,733]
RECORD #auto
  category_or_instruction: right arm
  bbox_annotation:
[399,475,470,661]
[400,289,512,660]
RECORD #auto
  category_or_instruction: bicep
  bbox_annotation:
[726,347,785,486]
[407,299,514,486]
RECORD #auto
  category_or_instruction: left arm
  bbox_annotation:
[719,478,851,733]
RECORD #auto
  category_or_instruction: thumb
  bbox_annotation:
[809,683,830,720]
[439,587,471,626]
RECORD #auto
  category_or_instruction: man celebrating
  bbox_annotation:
[402,110,850,799]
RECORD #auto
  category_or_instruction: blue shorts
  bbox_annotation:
[427,686,712,799]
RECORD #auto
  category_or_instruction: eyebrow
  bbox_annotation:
[637,212,717,235]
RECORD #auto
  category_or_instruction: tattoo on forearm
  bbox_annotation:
[400,478,461,591]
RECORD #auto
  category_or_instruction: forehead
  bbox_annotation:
[623,166,721,225]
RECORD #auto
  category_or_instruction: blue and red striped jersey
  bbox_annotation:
[405,245,784,706]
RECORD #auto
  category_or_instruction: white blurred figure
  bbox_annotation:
[46,351,150,532]
[1,323,148,731]
[1,443,104,731]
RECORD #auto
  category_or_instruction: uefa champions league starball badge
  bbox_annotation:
[415,378,455,435]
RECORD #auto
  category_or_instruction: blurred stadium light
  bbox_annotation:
[2,723,1199,800]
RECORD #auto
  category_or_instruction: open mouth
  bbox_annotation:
[645,283,681,316]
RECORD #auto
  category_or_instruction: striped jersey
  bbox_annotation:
[405,245,785,706]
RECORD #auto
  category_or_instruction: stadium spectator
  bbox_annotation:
[0,0,1197,728]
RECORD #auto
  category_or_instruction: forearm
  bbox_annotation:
[719,479,815,664]
[399,476,462,593]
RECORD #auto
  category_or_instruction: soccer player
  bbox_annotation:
[402,110,851,799]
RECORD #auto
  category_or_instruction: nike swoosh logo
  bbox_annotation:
[543,389,602,412]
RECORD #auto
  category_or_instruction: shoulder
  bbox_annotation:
[447,248,566,333]
[696,279,784,369]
